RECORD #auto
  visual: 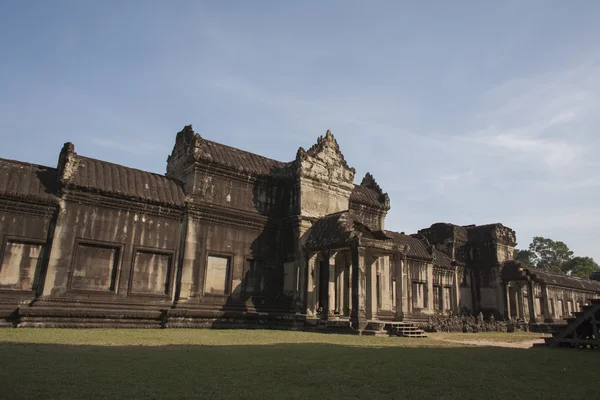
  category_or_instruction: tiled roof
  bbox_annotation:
[502,262,600,293]
[66,155,186,206]
[0,158,58,203]
[305,211,392,251]
[305,211,355,250]
[433,249,453,268]
[384,231,433,260]
[527,267,600,292]
[197,140,287,176]
[350,185,386,208]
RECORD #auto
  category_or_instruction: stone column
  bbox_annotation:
[453,267,460,314]
[41,200,68,296]
[347,252,352,317]
[336,257,345,315]
[527,279,536,323]
[516,284,525,319]
[177,216,198,300]
[350,245,367,331]
[406,261,412,315]
[394,256,404,320]
[305,253,318,317]
[366,256,378,320]
[296,219,313,312]
[426,262,434,314]
[541,284,553,322]
[504,283,511,319]
[327,251,337,320]
[379,256,390,311]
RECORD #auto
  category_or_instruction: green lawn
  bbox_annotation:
[0,329,596,400]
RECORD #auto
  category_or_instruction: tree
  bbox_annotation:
[527,236,573,273]
[513,248,534,267]
[560,256,600,279]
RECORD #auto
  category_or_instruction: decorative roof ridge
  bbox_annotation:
[201,138,287,167]
[0,157,56,171]
[297,130,355,173]
[360,172,390,207]
[75,153,182,182]
[360,172,383,194]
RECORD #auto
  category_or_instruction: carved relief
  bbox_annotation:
[296,130,356,218]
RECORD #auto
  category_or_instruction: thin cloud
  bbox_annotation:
[90,138,162,155]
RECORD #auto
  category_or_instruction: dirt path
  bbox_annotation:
[432,337,546,349]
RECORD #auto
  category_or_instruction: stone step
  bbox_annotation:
[388,323,428,338]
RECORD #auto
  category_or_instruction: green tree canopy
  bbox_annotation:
[560,256,600,279]
[513,236,599,278]
[528,236,573,273]
[513,249,534,267]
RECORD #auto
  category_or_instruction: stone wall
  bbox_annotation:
[2,125,597,329]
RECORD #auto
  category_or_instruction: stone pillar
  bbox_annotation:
[336,257,345,315]
[366,256,378,320]
[406,261,412,315]
[516,284,524,319]
[426,262,434,314]
[379,256,390,311]
[347,252,352,317]
[350,245,367,331]
[453,267,460,314]
[504,283,511,319]
[395,256,404,320]
[541,284,553,323]
[327,251,337,320]
[527,279,536,323]
[296,219,313,312]
[177,217,198,300]
[41,200,67,296]
[305,253,318,317]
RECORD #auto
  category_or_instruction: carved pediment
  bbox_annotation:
[296,130,355,186]
[166,125,203,176]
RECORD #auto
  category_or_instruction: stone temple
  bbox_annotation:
[0,125,599,332]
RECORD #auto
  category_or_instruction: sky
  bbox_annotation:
[1,1,599,260]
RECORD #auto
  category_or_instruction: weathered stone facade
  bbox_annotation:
[1,126,599,330]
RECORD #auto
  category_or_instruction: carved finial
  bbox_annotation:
[58,142,79,184]
[361,172,380,191]
[360,172,389,207]
[325,129,333,140]
[295,146,307,161]
[62,142,75,154]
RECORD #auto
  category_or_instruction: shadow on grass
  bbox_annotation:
[0,342,596,400]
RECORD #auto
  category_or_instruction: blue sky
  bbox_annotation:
[1,1,599,260]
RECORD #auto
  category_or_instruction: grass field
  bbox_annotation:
[0,329,596,400]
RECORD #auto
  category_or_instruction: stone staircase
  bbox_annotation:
[544,299,600,349]
[387,321,428,338]
[362,321,428,338]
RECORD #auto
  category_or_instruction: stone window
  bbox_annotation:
[130,250,172,296]
[71,242,120,291]
[535,297,542,316]
[433,285,442,311]
[0,240,43,290]
[412,282,425,309]
[557,299,564,318]
[443,287,452,311]
[205,255,231,295]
